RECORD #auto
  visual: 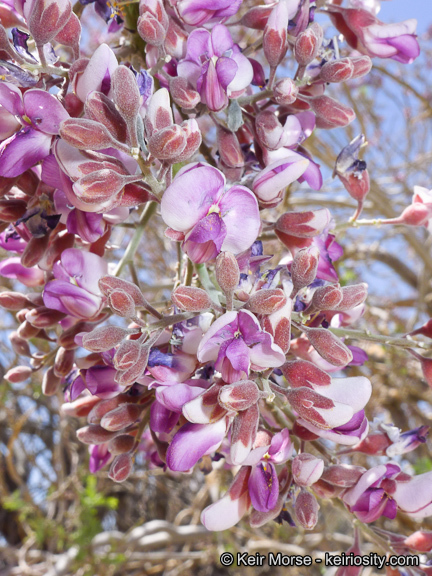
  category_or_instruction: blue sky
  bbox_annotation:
[379,0,430,33]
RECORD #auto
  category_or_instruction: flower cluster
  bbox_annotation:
[1,0,431,562]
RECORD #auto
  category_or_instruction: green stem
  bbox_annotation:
[113,202,158,277]
[328,326,430,350]
[238,89,273,107]
[195,263,221,305]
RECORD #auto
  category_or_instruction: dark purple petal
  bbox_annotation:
[0,60,39,87]
[11,28,38,62]
[0,127,51,178]
[248,462,279,512]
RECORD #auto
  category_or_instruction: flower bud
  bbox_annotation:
[171,286,212,312]
[404,531,432,553]
[73,170,140,204]
[334,283,368,311]
[0,291,33,310]
[108,434,135,455]
[215,251,240,293]
[85,91,128,144]
[218,380,260,412]
[263,0,289,69]
[0,199,27,222]
[170,76,200,109]
[290,246,319,294]
[54,11,81,59]
[320,58,354,83]
[310,96,356,129]
[100,404,145,432]
[351,433,392,455]
[256,111,290,151]
[10,331,31,356]
[21,235,50,268]
[338,169,370,206]
[81,326,131,353]
[25,0,72,48]
[276,209,331,238]
[246,289,287,315]
[230,403,259,465]
[109,453,133,482]
[273,78,299,106]
[5,365,33,383]
[113,340,142,371]
[145,88,173,138]
[54,346,75,377]
[303,327,353,367]
[59,118,129,153]
[77,424,119,445]
[310,284,343,311]
[99,276,147,307]
[165,19,187,60]
[294,23,323,66]
[42,366,61,396]
[107,290,137,318]
[351,56,373,79]
[147,124,187,161]
[61,395,101,418]
[410,350,432,389]
[294,490,319,530]
[112,65,141,146]
[320,465,365,488]
[249,58,266,88]
[217,126,244,169]
[262,298,292,354]
[137,0,168,46]
[175,119,202,163]
[115,345,150,386]
[253,155,309,208]
[281,359,331,388]
[292,453,324,487]
[239,5,273,30]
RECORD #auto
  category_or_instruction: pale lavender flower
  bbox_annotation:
[161,163,260,263]
[177,25,253,111]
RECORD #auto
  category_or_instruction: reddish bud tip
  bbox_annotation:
[42,366,61,396]
[215,252,240,294]
[108,434,135,455]
[246,289,287,315]
[294,490,319,530]
[320,58,354,83]
[304,327,353,367]
[81,326,131,353]
[171,286,212,312]
[273,78,299,106]
[170,76,200,109]
[281,359,331,388]
[291,246,320,293]
[101,404,144,432]
[107,290,137,318]
[294,23,323,66]
[217,126,244,169]
[5,366,33,383]
[311,284,343,311]
[147,124,187,161]
[309,96,356,129]
[109,453,134,482]
[218,380,261,412]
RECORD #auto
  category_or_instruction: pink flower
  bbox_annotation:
[161,163,260,263]
[329,7,420,64]
[197,310,286,383]
[43,248,108,319]
[177,25,253,111]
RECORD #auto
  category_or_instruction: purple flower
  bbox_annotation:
[177,25,253,112]
[329,7,420,64]
[89,443,112,473]
[174,0,243,26]
[0,82,69,177]
[197,310,286,383]
[0,257,45,287]
[343,463,402,523]
[71,43,118,103]
[43,248,108,319]
[161,163,260,263]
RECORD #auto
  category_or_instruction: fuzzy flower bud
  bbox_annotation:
[42,366,61,396]
[273,78,299,105]
[108,434,135,455]
[334,283,368,311]
[147,124,187,162]
[81,326,132,353]
[109,453,134,482]
[112,65,141,147]
[217,126,244,169]
[295,23,323,66]
[295,490,319,530]
[25,0,72,48]
[290,246,320,294]
[276,209,331,238]
[311,284,343,311]
[170,77,200,109]
[107,290,137,318]
[85,91,128,144]
[263,0,289,69]
[54,347,75,377]
[5,366,33,383]
[218,380,261,412]
[292,454,325,487]
[303,326,353,367]
[100,404,145,432]
[320,58,354,83]
[60,118,129,153]
[309,96,356,129]
[171,286,212,312]
[246,289,287,315]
